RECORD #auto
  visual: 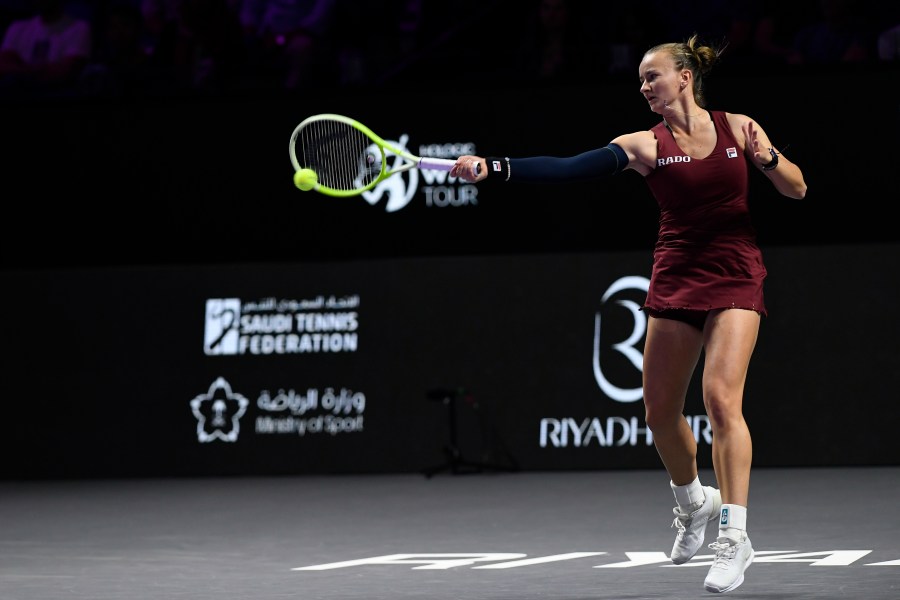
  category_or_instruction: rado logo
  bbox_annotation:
[656,155,693,167]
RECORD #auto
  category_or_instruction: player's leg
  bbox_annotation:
[700,308,760,593]
[643,313,703,481]
[642,313,720,564]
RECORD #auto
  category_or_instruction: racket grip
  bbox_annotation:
[417,157,457,171]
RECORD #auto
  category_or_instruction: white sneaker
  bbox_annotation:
[704,535,754,593]
[670,486,721,564]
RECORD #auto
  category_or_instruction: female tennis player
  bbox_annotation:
[451,34,807,594]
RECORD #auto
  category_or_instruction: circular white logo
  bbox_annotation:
[592,275,650,403]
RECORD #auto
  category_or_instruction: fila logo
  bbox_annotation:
[720,507,729,526]
[726,147,738,158]
[491,160,503,172]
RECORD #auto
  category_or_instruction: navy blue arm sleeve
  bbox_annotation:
[506,143,628,183]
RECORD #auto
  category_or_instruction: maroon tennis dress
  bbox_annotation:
[643,110,767,317]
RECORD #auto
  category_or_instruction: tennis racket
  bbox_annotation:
[288,113,476,197]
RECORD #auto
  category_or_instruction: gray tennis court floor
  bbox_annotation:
[1,466,897,599]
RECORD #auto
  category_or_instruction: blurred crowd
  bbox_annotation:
[1,0,898,102]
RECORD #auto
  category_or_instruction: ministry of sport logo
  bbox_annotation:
[190,377,249,443]
[189,377,368,443]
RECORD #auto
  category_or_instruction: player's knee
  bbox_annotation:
[644,400,685,434]
[702,395,743,431]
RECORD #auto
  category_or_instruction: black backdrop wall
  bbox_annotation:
[2,64,899,480]
[2,243,899,480]
[2,65,899,270]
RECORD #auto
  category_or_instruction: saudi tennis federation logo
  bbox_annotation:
[204,298,241,355]
[190,377,249,442]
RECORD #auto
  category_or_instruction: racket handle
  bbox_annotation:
[417,157,457,171]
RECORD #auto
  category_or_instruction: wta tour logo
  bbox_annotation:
[190,377,249,442]
[361,134,479,212]
[362,134,417,213]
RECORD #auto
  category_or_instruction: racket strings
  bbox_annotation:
[296,120,381,192]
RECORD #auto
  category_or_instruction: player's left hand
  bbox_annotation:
[742,120,774,169]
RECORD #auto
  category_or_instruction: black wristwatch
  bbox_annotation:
[761,148,779,171]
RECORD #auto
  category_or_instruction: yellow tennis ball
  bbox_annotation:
[294,168,317,191]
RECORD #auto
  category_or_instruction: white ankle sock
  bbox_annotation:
[671,476,705,509]
[718,504,747,542]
